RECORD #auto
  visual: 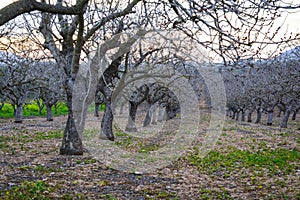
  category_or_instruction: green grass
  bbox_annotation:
[31,131,63,141]
[0,101,106,119]
[0,101,69,118]
[113,128,135,148]
[141,189,178,199]
[2,180,54,199]
[0,103,14,118]
[189,146,300,176]
[199,189,233,200]
[138,144,160,154]
[0,135,11,150]
[98,194,117,200]
[76,158,97,165]
[0,130,63,152]
[88,102,105,112]
[114,136,134,148]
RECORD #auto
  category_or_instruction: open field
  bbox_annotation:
[0,113,299,199]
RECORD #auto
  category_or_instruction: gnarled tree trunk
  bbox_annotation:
[125,101,139,132]
[292,107,299,120]
[235,111,240,121]
[267,110,274,125]
[247,109,254,122]
[95,103,100,117]
[158,105,165,122]
[99,87,114,141]
[277,110,283,117]
[255,108,262,123]
[36,100,44,115]
[143,103,152,127]
[151,104,157,125]
[241,110,245,122]
[60,89,83,155]
[14,104,23,123]
[45,103,53,121]
[232,111,236,120]
[281,105,292,128]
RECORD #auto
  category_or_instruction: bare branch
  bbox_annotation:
[0,0,89,26]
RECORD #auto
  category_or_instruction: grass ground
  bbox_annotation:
[0,112,299,199]
[0,101,105,119]
[0,102,68,118]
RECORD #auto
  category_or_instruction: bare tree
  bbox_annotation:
[0,51,45,122]
[223,44,300,128]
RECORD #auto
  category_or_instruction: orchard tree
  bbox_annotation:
[37,61,65,121]
[0,51,46,122]
[1,0,300,155]
[276,46,300,128]
[223,44,300,128]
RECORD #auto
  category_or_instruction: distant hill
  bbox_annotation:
[277,45,300,61]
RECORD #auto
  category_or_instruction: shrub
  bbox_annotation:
[0,103,14,118]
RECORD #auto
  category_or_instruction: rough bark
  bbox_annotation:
[267,111,274,125]
[96,56,122,139]
[151,104,157,125]
[42,98,58,121]
[247,109,253,122]
[143,104,152,127]
[165,104,179,120]
[94,103,100,117]
[36,100,44,115]
[60,116,83,155]
[60,82,84,155]
[125,84,148,132]
[255,108,262,123]
[14,104,23,123]
[158,105,165,122]
[292,107,299,120]
[226,109,230,116]
[235,111,240,121]
[232,112,236,120]
[125,102,139,132]
[228,110,233,118]
[281,106,292,128]
[99,87,114,141]
[45,104,53,121]
[266,104,276,125]
[241,110,245,122]
[277,110,283,117]
[60,92,83,155]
